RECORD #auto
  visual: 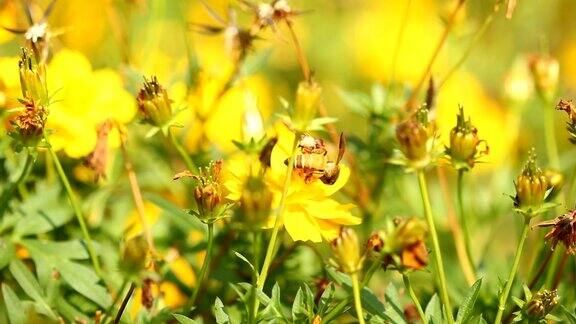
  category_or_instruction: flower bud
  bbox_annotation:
[524,289,559,320]
[18,48,47,104]
[543,168,563,201]
[242,93,265,142]
[447,107,488,170]
[396,117,429,163]
[8,99,47,149]
[239,173,273,228]
[331,227,363,274]
[136,76,172,127]
[514,150,549,215]
[392,218,428,250]
[120,235,148,275]
[366,232,384,253]
[293,80,322,131]
[528,54,559,101]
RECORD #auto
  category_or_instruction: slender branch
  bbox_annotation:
[417,170,453,324]
[351,272,365,324]
[189,222,215,308]
[494,219,530,324]
[252,135,299,319]
[119,128,157,256]
[528,248,554,289]
[45,135,101,276]
[405,0,467,110]
[552,251,569,289]
[113,282,135,324]
[285,19,311,82]
[402,272,426,322]
[457,170,476,277]
[168,129,196,172]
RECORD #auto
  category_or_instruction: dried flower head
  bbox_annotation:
[136,76,173,128]
[556,99,576,144]
[9,99,47,149]
[446,106,489,170]
[240,0,306,32]
[513,149,549,216]
[331,227,363,274]
[141,277,155,310]
[85,120,114,181]
[18,48,47,104]
[535,210,576,254]
[174,160,232,223]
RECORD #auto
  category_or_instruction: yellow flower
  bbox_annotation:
[225,123,360,242]
[46,49,136,158]
[0,56,21,109]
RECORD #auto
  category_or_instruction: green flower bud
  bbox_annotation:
[136,76,172,127]
[514,150,549,215]
[120,235,148,275]
[447,107,488,170]
[293,80,321,130]
[18,47,47,104]
[524,289,559,320]
[331,227,363,274]
[239,173,273,228]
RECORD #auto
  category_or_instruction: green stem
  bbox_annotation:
[322,255,386,322]
[45,136,101,276]
[543,101,560,169]
[402,273,426,322]
[252,135,299,319]
[168,129,196,172]
[249,231,261,324]
[351,272,365,324]
[417,170,453,324]
[189,222,215,307]
[494,219,530,324]
[0,150,35,217]
[457,170,476,276]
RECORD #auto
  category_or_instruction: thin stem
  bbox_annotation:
[402,273,426,322]
[252,135,299,319]
[552,252,568,289]
[168,129,196,172]
[528,248,554,289]
[388,0,412,87]
[457,170,476,277]
[437,0,503,90]
[103,280,129,324]
[113,282,135,324]
[405,0,467,110]
[417,170,453,324]
[189,222,215,308]
[0,150,35,217]
[285,19,311,82]
[543,101,560,169]
[45,136,101,276]
[119,129,157,256]
[249,231,261,324]
[494,219,530,324]
[351,272,365,324]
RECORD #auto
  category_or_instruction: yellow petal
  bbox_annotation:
[283,206,322,242]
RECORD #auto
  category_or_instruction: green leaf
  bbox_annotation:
[2,284,26,324]
[425,294,443,324]
[258,283,288,323]
[318,282,335,315]
[213,297,231,324]
[173,313,201,324]
[233,251,255,274]
[0,239,15,270]
[144,193,204,232]
[384,283,407,324]
[8,260,56,319]
[292,284,314,322]
[56,260,111,308]
[21,239,88,260]
[56,298,89,323]
[456,278,482,324]
[562,305,576,324]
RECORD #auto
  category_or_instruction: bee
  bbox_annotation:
[288,133,346,185]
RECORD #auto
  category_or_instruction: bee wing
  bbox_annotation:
[2,26,27,34]
[336,132,346,164]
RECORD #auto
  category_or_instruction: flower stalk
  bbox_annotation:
[351,272,365,324]
[417,170,453,324]
[457,169,476,276]
[402,272,426,322]
[189,222,215,307]
[45,134,101,276]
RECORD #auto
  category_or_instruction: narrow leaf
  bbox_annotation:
[213,297,231,324]
[456,278,482,324]
[2,284,26,324]
[173,313,200,324]
[9,260,56,319]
